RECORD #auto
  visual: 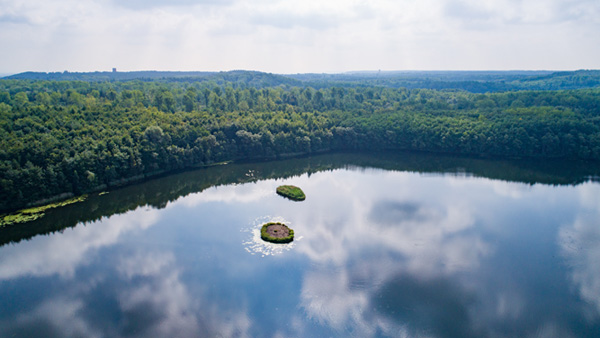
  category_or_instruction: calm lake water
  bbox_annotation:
[1,152,600,337]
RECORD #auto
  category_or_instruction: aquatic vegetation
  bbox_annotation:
[0,195,87,228]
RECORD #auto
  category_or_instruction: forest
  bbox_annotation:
[1,70,600,212]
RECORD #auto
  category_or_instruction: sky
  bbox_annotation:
[0,0,599,74]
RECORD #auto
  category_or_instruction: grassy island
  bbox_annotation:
[276,185,306,201]
[261,222,295,244]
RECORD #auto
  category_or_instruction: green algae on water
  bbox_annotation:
[0,195,88,228]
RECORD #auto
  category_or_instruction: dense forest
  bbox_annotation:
[1,70,600,212]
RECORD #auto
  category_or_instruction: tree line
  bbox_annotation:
[8,69,600,93]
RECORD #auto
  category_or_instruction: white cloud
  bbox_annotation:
[109,0,232,11]
[0,0,598,73]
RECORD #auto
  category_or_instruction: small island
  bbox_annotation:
[261,222,295,244]
[276,185,306,201]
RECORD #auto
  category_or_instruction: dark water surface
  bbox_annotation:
[1,152,599,337]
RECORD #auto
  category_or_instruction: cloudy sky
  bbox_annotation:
[0,0,599,74]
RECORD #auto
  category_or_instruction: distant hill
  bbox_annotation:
[510,70,600,90]
[289,70,551,83]
[4,69,600,93]
[287,70,600,92]
[4,70,217,81]
[291,70,600,92]
[3,70,302,88]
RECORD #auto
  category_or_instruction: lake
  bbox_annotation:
[1,152,599,337]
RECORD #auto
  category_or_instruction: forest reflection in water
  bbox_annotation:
[0,151,599,337]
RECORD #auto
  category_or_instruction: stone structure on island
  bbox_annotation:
[260,222,294,243]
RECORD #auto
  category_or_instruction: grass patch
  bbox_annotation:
[276,185,306,201]
[0,195,87,228]
[261,222,295,244]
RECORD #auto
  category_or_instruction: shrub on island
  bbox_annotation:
[276,185,306,201]
[261,222,294,244]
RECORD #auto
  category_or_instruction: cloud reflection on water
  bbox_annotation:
[177,182,275,207]
[0,204,255,337]
[0,208,160,280]
[293,170,488,274]
[114,250,252,338]
[0,247,253,338]
[0,297,101,338]
[293,170,492,336]
[1,164,600,337]
[294,169,600,337]
[559,182,600,316]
